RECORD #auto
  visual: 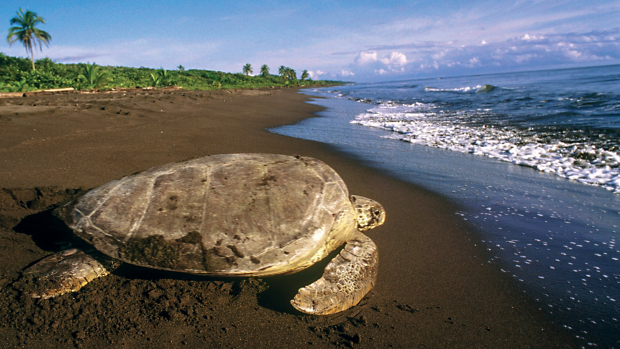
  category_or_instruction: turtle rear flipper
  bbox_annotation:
[291,232,378,315]
[23,249,112,299]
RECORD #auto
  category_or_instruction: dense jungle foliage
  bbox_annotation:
[0,54,340,92]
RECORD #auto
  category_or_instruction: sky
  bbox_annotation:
[1,0,619,82]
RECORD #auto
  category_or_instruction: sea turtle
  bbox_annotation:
[24,153,385,315]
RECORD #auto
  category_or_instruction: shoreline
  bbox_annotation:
[0,88,576,348]
[288,86,620,347]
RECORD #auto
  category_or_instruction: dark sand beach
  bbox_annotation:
[0,88,576,348]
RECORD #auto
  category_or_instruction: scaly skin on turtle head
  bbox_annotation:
[351,195,386,231]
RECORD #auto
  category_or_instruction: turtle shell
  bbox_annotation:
[67,154,353,276]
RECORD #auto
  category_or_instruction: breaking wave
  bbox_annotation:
[352,102,620,193]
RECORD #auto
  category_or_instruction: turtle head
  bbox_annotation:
[351,195,386,231]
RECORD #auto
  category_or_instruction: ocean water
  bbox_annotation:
[270,65,620,348]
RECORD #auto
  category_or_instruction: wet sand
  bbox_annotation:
[0,88,576,348]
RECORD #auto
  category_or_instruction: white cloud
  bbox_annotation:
[354,51,408,67]
[468,57,481,66]
[354,51,378,65]
[349,51,411,79]
[521,34,545,41]
[380,52,408,66]
[308,70,324,80]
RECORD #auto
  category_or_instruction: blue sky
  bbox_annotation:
[2,0,619,82]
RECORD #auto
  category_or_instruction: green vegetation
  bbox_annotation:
[77,62,110,90]
[149,68,173,87]
[6,8,51,71]
[0,53,342,92]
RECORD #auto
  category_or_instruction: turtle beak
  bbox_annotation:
[372,206,386,226]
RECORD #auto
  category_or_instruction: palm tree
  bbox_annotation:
[260,64,270,78]
[277,66,297,81]
[287,68,297,81]
[243,63,253,76]
[6,8,52,71]
[77,62,110,90]
[301,70,309,81]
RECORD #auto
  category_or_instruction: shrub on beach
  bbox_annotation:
[77,63,110,90]
[24,69,74,90]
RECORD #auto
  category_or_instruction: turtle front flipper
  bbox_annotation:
[23,249,115,299]
[291,232,378,315]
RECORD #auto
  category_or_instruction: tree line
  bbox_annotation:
[0,54,340,92]
[243,63,310,83]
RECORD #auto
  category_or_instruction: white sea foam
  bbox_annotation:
[424,84,498,93]
[352,103,620,193]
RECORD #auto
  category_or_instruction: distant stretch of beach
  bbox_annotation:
[0,88,576,348]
